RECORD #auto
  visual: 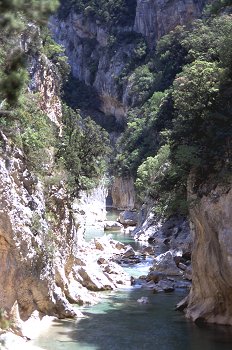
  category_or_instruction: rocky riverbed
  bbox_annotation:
[0,207,193,349]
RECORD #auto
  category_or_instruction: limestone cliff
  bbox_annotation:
[183,182,232,325]
[0,132,77,320]
[50,12,133,121]
[74,181,108,224]
[134,0,209,44]
[0,36,128,327]
[111,176,136,209]
[51,0,210,119]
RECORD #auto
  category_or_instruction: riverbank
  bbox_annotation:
[17,214,232,350]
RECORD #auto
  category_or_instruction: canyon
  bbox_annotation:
[0,2,232,349]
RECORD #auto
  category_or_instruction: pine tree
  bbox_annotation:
[0,0,59,107]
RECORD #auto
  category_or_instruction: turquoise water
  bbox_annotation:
[34,288,232,350]
[34,210,232,350]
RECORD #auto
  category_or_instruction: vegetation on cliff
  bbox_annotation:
[114,12,232,215]
[51,0,232,215]
[58,105,110,192]
[58,0,137,25]
[0,0,110,195]
[0,0,112,327]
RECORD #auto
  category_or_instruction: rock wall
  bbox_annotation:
[50,0,210,119]
[50,13,133,121]
[73,180,108,225]
[134,0,209,44]
[0,34,129,327]
[21,23,62,131]
[111,176,136,209]
[29,54,62,131]
[184,183,232,325]
[0,132,77,320]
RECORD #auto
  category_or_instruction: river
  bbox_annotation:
[33,210,232,350]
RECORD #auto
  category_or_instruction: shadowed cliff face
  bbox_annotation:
[134,0,209,44]
[185,183,232,325]
[51,0,210,119]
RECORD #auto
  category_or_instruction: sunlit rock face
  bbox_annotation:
[29,54,62,129]
[134,0,209,45]
[0,133,78,320]
[73,181,108,225]
[111,177,136,210]
[185,182,232,325]
[0,132,131,322]
[21,24,62,130]
[0,34,126,324]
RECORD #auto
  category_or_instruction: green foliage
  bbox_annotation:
[0,38,28,106]
[13,95,57,173]
[114,90,172,176]
[0,0,59,31]
[41,28,70,81]
[58,105,111,193]
[116,14,232,216]
[126,65,155,106]
[58,0,137,26]
[0,0,59,106]
[171,17,232,178]
[205,0,232,14]
[154,25,188,90]
[135,144,189,216]
[136,144,170,201]
[0,308,10,330]
[173,60,222,116]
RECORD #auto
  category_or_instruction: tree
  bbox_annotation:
[0,0,59,106]
[59,105,111,192]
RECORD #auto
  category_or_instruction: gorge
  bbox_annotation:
[0,0,232,349]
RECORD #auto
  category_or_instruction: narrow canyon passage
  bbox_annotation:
[33,211,232,350]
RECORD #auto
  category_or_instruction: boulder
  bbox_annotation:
[118,210,138,226]
[178,262,188,271]
[97,257,108,265]
[174,281,191,289]
[157,280,175,293]
[152,286,164,293]
[101,262,131,287]
[183,266,192,281]
[152,279,175,293]
[104,221,123,231]
[153,251,182,276]
[137,297,149,304]
[94,237,125,253]
[77,266,114,291]
[141,246,154,256]
[176,296,189,311]
[146,271,163,283]
[122,246,135,258]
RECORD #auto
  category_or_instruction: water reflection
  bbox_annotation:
[34,288,232,350]
[33,210,232,350]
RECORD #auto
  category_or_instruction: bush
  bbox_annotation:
[14,95,57,174]
[58,105,111,193]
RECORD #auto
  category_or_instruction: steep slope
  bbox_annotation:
[184,181,232,325]
[0,22,127,330]
[51,0,210,120]
[50,0,211,210]
[50,0,232,327]
[134,0,207,43]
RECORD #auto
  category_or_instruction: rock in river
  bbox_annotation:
[104,221,124,231]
